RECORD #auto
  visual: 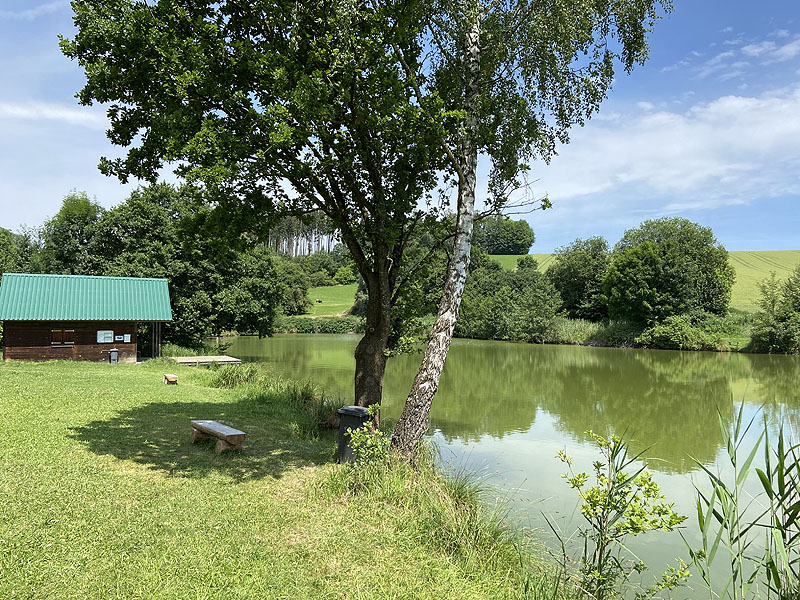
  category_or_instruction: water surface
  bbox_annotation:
[228,334,800,594]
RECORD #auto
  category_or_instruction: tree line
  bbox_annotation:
[0,187,351,347]
[454,216,800,354]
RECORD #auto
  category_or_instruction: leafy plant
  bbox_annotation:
[555,432,688,600]
[347,405,391,467]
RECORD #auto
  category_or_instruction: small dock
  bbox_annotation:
[172,355,242,366]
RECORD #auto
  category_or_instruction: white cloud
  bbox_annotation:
[0,102,107,129]
[531,85,800,219]
[742,41,777,57]
[773,38,800,61]
[697,51,736,79]
[0,1,68,20]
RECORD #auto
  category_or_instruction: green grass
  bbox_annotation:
[489,253,555,271]
[307,283,358,316]
[0,360,556,599]
[728,250,800,312]
[492,250,800,313]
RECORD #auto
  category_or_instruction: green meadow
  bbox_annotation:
[0,360,549,599]
[307,283,358,316]
[490,250,800,313]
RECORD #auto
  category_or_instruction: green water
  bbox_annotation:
[227,334,800,594]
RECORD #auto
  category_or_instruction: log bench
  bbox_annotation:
[164,374,178,385]
[191,419,246,454]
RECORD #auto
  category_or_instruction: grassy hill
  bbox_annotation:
[307,283,358,316]
[728,250,800,311]
[489,250,800,313]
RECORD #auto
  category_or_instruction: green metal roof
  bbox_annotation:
[0,274,172,321]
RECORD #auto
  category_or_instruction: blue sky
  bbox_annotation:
[0,0,798,251]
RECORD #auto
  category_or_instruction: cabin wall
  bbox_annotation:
[2,321,138,363]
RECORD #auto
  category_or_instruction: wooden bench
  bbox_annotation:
[191,420,246,454]
[164,374,178,385]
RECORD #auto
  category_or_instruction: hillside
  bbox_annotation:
[307,283,358,316]
[489,250,800,313]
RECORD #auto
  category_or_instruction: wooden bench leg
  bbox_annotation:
[215,439,242,454]
[191,428,213,443]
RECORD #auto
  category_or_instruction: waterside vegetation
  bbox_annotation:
[0,359,561,599]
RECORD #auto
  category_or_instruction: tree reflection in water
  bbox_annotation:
[227,334,800,476]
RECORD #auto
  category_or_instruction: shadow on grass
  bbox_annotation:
[69,398,335,483]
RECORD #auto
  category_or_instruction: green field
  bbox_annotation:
[490,250,800,313]
[0,360,544,599]
[728,251,800,311]
[307,283,357,316]
[489,253,555,271]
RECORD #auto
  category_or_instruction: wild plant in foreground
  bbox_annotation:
[759,426,800,599]
[555,432,688,600]
[688,404,800,600]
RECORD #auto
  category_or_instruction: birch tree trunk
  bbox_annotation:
[390,10,481,456]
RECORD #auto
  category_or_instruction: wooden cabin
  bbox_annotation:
[0,273,172,363]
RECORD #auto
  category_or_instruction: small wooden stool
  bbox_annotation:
[191,419,246,454]
[164,374,178,385]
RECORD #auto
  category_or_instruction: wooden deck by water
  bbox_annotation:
[172,355,242,366]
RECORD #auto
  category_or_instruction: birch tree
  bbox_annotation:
[390,0,672,454]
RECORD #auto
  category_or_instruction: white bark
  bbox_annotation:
[391,9,481,456]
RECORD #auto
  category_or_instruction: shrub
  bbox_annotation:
[308,270,333,287]
[556,432,688,600]
[750,269,800,354]
[276,316,365,334]
[636,315,717,351]
[332,264,358,285]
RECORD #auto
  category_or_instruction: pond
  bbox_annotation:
[227,334,800,595]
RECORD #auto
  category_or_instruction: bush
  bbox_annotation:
[586,320,644,347]
[455,258,561,342]
[636,315,717,351]
[332,264,358,285]
[308,270,333,287]
[277,315,365,334]
[750,269,800,354]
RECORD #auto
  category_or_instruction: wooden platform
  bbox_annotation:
[172,355,242,366]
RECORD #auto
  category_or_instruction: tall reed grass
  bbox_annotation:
[688,403,800,600]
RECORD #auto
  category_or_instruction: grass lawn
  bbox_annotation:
[491,250,800,313]
[0,360,542,599]
[307,284,358,316]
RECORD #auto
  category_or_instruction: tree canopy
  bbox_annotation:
[603,218,735,324]
[547,237,610,321]
[473,216,535,255]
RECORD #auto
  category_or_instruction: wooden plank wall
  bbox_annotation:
[3,321,138,363]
